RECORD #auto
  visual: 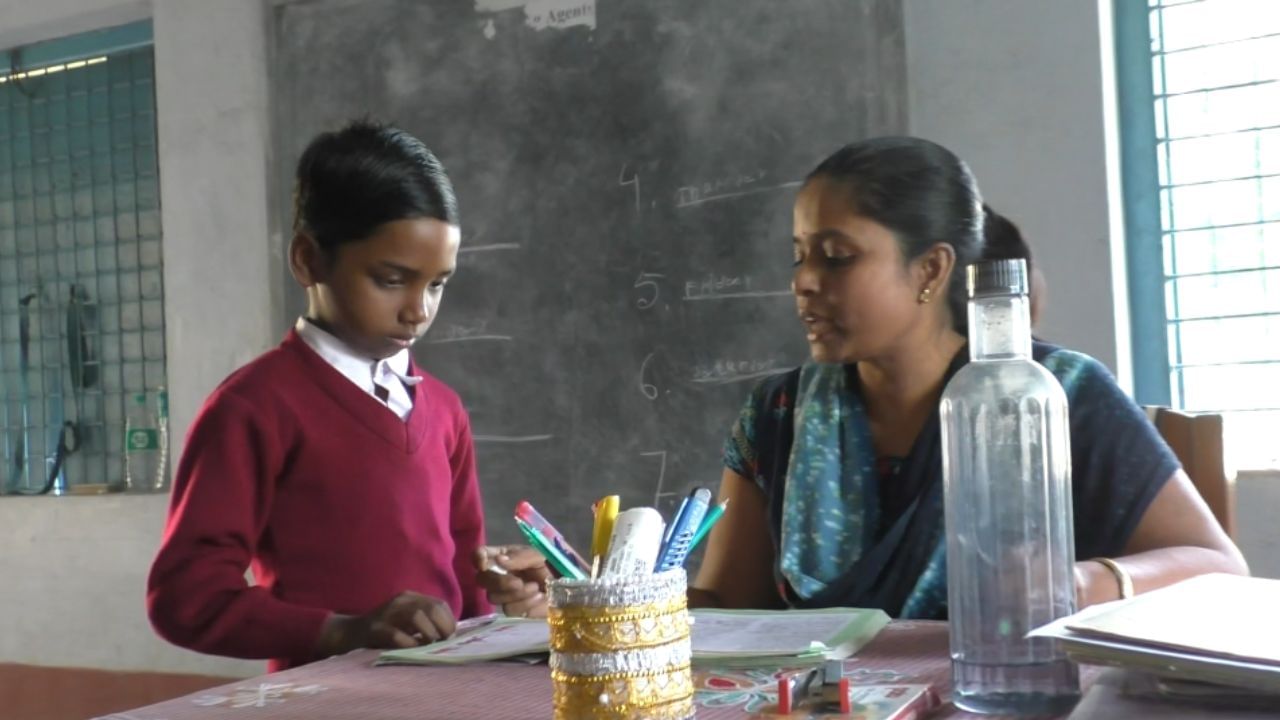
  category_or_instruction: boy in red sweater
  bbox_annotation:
[147,121,489,670]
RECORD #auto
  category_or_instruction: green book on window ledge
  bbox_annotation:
[376,607,890,668]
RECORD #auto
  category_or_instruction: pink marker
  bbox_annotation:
[514,501,590,573]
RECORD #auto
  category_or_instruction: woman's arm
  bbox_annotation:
[689,468,786,610]
[1075,468,1248,608]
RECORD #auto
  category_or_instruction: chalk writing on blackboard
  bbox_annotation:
[639,352,659,400]
[685,289,791,302]
[675,170,766,208]
[676,178,803,209]
[458,226,519,254]
[691,359,781,385]
[427,320,513,344]
[640,450,669,506]
[682,274,792,302]
[459,242,521,254]
[635,272,664,310]
[619,164,641,213]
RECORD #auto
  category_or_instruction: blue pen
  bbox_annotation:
[655,487,712,571]
[660,494,691,551]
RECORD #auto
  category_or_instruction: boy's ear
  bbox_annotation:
[289,233,327,287]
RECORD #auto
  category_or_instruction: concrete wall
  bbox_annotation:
[0,0,272,677]
[1236,471,1280,580]
[0,495,260,676]
[903,0,1131,385]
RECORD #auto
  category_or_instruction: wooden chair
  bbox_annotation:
[1143,406,1236,539]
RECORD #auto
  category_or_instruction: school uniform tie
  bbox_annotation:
[372,359,421,421]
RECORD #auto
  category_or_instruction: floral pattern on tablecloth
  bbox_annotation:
[190,682,327,709]
[693,659,916,713]
[694,667,802,712]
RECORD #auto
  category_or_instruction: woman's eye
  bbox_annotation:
[374,276,405,288]
[820,243,857,266]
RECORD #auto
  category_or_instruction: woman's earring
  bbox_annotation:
[918,287,933,304]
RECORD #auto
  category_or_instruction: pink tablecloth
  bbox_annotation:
[94,621,1076,720]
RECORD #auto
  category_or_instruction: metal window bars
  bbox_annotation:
[1146,0,1280,470]
[0,45,166,494]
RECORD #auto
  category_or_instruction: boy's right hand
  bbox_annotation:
[316,591,457,657]
[473,545,551,618]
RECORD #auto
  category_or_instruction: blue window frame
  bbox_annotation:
[0,21,167,494]
[1117,0,1280,469]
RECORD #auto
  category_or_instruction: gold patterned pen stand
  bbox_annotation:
[548,569,694,720]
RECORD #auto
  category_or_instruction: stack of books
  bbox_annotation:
[1031,573,1280,695]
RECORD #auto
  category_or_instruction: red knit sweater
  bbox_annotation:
[147,330,490,670]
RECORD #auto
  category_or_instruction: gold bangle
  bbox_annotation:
[1091,557,1134,600]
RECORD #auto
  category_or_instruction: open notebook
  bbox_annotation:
[1031,573,1280,693]
[377,607,890,668]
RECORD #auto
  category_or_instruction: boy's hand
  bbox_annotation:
[473,545,551,618]
[316,591,457,657]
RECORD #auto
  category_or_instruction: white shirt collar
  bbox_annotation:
[295,318,421,419]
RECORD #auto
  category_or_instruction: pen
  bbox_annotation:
[659,493,691,552]
[655,487,712,571]
[516,500,590,573]
[687,498,729,553]
[591,495,620,559]
[515,518,587,581]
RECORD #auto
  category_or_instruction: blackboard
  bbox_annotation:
[272,0,907,554]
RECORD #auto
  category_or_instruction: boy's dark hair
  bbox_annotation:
[981,203,1033,276]
[292,119,458,253]
[806,136,984,332]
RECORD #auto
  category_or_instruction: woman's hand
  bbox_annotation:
[1073,466,1250,612]
[474,545,551,618]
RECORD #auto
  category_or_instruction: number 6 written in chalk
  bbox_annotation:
[639,352,658,400]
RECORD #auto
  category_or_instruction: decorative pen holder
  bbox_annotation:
[548,568,695,720]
